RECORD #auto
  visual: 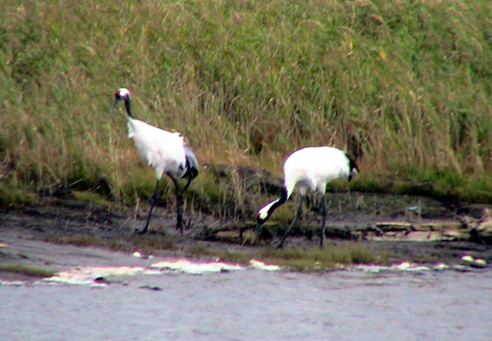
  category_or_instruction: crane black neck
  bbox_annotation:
[268,187,289,215]
[124,98,134,118]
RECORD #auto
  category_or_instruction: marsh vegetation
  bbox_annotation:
[1,1,492,259]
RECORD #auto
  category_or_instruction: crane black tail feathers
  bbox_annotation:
[345,153,359,182]
[183,144,199,184]
[182,173,193,192]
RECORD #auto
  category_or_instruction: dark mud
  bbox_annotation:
[1,191,492,278]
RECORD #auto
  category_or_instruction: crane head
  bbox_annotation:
[256,208,270,226]
[255,211,269,243]
[255,203,274,239]
[112,88,131,110]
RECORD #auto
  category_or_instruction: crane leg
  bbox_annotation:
[276,196,304,249]
[140,179,160,234]
[170,175,184,234]
[320,194,327,248]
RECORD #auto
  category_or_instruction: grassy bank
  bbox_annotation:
[1,0,492,217]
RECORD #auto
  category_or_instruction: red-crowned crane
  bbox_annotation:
[112,88,199,234]
[255,146,359,248]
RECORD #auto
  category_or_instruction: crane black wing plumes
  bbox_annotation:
[182,144,199,191]
[345,153,359,182]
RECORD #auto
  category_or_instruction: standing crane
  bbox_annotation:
[112,88,199,234]
[255,146,359,248]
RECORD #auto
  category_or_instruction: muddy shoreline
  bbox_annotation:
[1,192,492,280]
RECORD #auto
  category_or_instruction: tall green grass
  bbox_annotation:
[1,0,492,210]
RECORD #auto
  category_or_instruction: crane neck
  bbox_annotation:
[268,187,289,216]
[124,98,134,118]
[257,187,289,224]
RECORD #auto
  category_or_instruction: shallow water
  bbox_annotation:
[1,267,491,341]
[1,234,491,340]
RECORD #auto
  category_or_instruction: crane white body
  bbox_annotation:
[127,118,187,180]
[113,88,198,234]
[283,146,355,197]
[256,146,359,248]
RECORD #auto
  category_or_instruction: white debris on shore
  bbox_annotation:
[0,280,24,286]
[132,252,154,259]
[150,259,245,274]
[36,258,281,285]
[43,266,146,286]
[150,258,282,274]
[461,255,488,268]
[249,259,281,271]
[2,254,488,287]
[354,256,488,273]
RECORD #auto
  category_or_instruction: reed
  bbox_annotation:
[1,0,492,212]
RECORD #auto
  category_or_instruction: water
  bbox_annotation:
[1,267,491,341]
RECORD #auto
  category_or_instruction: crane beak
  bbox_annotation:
[111,98,121,112]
